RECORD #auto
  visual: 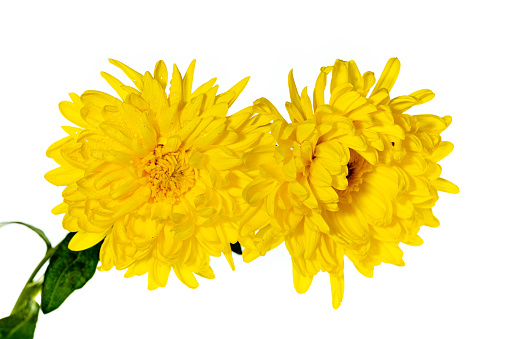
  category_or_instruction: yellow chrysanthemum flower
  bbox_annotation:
[240,58,459,308]
[45,59,272,289]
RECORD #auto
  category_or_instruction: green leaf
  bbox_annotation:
[41,233,102,314]
[0,299,39,339]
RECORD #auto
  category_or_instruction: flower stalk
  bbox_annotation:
[0,222,56,314]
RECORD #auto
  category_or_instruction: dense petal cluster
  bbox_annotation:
[45,60,272,289]
[46,58,458,308]
[239,58,459,308]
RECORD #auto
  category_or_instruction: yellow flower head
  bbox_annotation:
[240,58,459,308]
[45,60,272,289]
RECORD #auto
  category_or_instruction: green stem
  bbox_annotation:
[10,277,44,315]
[10,246,57,315]
[1,221,57,314]
[27,247,57,285]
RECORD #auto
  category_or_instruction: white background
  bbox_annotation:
[0,0,507,338]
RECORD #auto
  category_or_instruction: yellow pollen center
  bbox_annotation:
[140,145,195,203]
[336,150,373,203]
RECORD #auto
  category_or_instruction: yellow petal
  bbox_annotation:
[295,120,316,143]
[332,91,363,115]
[193,119,227,149]
[68,229,109,251]
[307,210,330,233]
[432,177,460,194]
[285,101,306,123]
[148,260,171,290]
[242,248,262,263]
[389,89,435,113]
[293,264,313,294]
[347,104,377,124]
[202,85,219,111]
[196,266,216,279]
[359,71,375,96]
[182,59,196,103]
[109,180,141,200]
[415,114,452,133]
[109,59,144,91]
[370,124,405,140]
[192,78,217,99]
[428,141,454,162]
[45,167,83,186]
[303,223,321,260]
[288,69,303,112]
[206,146,242,170]
[313,70,326,110]
[300,87,314,120]
[330,273,345,309]
[59,99,88,127]
[373,57,400,93]
[301,178,319,209]
[222,76,250,107]
[289,180,309,200]
[283,157,297,180]
[111,186,151,219]
[310,161,333,186]
[169,64,183,106]
[310,183,338,204]
[223,246,236,271]
[378,241,405,266]
[174,264,199,289]
[330,59,348,92]
[51,202,67,215]
[154,60,168,90]
[419,208,440,227]
[330,83,354,105]
[347,60,362,90]
[100,72,129,101]
[180,93,204,125]
[336,134,368,151]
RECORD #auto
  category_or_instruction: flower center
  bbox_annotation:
[140,145,196,203]
[336,150,373,203]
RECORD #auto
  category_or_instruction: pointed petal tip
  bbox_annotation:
[188,59,197,68]
[237,76,250,86]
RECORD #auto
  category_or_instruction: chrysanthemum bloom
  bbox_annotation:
[239,58,459,308]
[45,60,272,289]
